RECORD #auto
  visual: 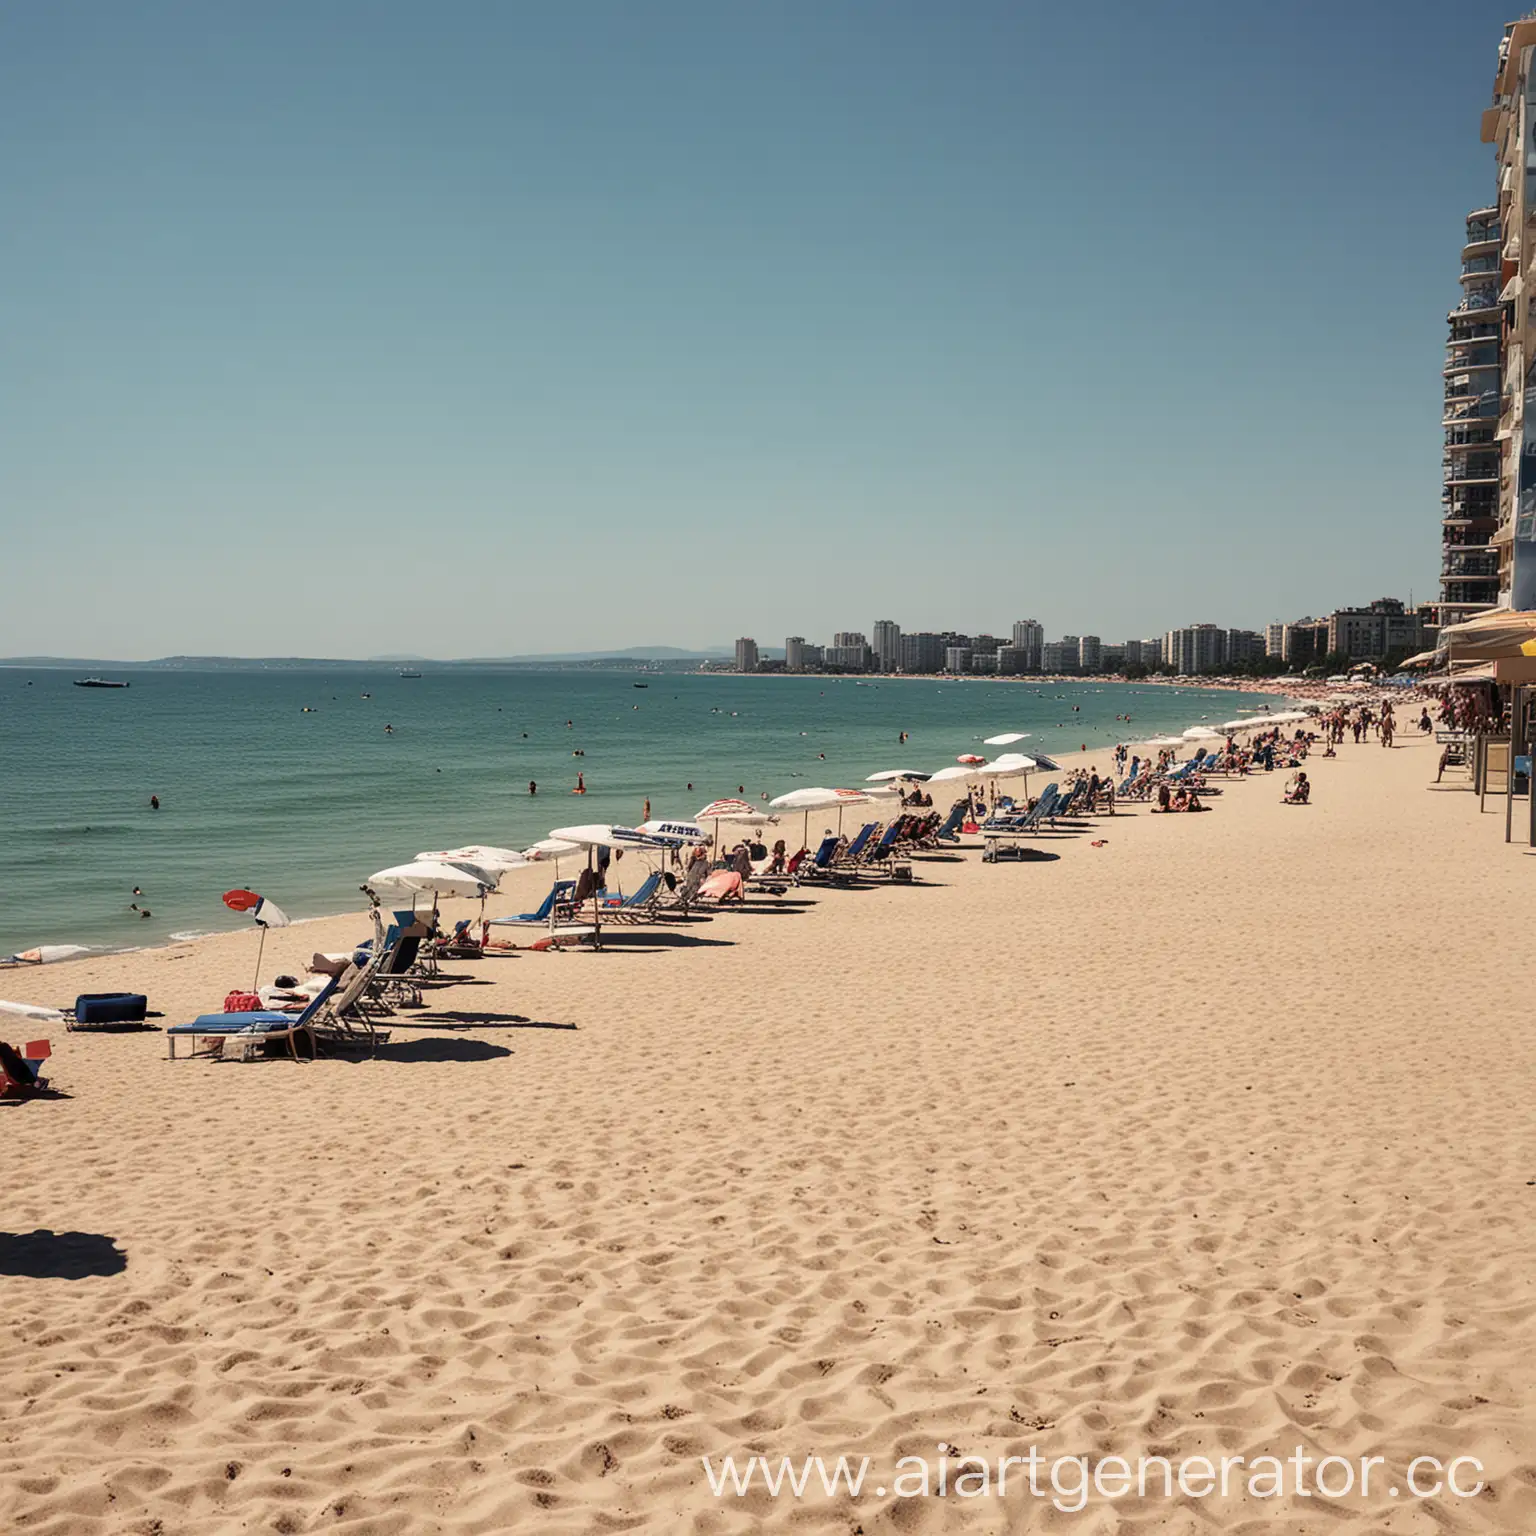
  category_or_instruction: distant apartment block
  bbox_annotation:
[1439,204,1502,623]
[872,619,901,671]
[900,631,946,673]
[1264,623,1286,657]
[734,637,759,673]
[1011,619,1044,671]
[1077,635,1102,672]
[784,636,808,672]
[944,646,972,673]
[1325,599,1434,661]
[1482,26,1536,611]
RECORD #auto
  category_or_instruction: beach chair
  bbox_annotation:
[167,964,391,1061]
[833,822,879,868]
[860,823,914,879]
[490,881,576,928]
[933,802,967,842]
[654,860,710,914]
[0,1038,50,1097]
[601,870,665,922]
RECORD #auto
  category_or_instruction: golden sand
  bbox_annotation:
[2,731,1532,1533]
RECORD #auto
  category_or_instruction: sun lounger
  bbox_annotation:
[490,881,577,928]
[933,802,967,842]
[0,1038,51,1097]
[167,965,390,1060]
[600,870,666,922]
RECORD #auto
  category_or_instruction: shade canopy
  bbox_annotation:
[865,769,930,782]
[956,754,987,764]
[1183,726,1223,740]
[365,861,490,900]
[768,787,845,811]
[418,844,530,873]
[988,752,1038,775]
[5,944,91,966]
[926,764,977,783]
[693,798,777,827]
[638,818,710,843]
[983,731,1032,745]
[1439,607,1536,662]
[524,837,581,860]
[1143,736,1187,747]
[547,823,678,850]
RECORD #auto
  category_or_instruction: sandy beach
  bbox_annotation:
[3,728,1532,1534]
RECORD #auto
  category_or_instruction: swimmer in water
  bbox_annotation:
[149,794,160,810]
[529,780,537,795]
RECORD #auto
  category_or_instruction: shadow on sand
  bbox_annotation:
[0,1229,127,1280]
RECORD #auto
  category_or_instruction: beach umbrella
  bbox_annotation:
[983,732,1032,746]
[523,836,583,884]
[693,798,776,857]
[638,818,710,844]
[956,754,987,764]
[418,844,530,875]
[865,769,930,782]
[1183,726,1223,740]
[926,764,975,783]
[364,861,490,904]
[1144,736,1187,748]
[4,944,92,966]
[767,786,866,844]
[223,888,291,992]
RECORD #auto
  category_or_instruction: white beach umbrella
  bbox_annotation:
[4,944,92,966]
[1183,726,1223,740]
[0,998,67,1021]
[691,798,777,862]
[365,860,490,902]
[926,764,976,783]
[638,818,710,844]
[419,844,530,874]
[1144,736,1187,748]
[767,786,868,843]
[522,835,583,882]
[983,732,1032,746]
[865,769,930,782]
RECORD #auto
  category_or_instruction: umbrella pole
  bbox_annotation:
[252,922,267,993]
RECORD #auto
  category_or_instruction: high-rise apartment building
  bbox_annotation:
[1440,205,1503,621]
[1077,635,1102,672]
[899,632,946,674]
[1482,24,1536,611]
[1041,640,1074,673]
[784,637,808,672]
[734,638,759,673]
[825,634,872,670]
[1010,619,1044,671]
[944,646,972,673]
[872,620,901,672]
[1164,624,1225,676]
[1264,623,1286,657]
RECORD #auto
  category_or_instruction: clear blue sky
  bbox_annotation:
[0,0,1515,657]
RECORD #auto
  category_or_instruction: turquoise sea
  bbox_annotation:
[0,667,1284,955]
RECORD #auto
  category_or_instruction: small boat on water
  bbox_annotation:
[399,670,422,679]
[74,678,129,688]
[633,682,649,688]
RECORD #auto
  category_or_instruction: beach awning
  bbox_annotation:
[1424,665,1498,686]
[1401,649,1444,670]
[1439,608,1536,663]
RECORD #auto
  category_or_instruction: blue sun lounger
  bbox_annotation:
[168,972,344,1060]
[490,881,576,927]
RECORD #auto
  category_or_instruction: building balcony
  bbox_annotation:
[1450,293,1503,318]
[1448,321,1500,342]
[1464,230,1502,255]
[1443,554,1500,578]
[1444,425,1498,448]
[1441,578,1502,606]
[1444,351,1500,373]
[1461,255,1501,277]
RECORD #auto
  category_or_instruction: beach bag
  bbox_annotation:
[223,991,263,1013]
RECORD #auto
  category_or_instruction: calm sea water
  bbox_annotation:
[0,667,1283,955]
